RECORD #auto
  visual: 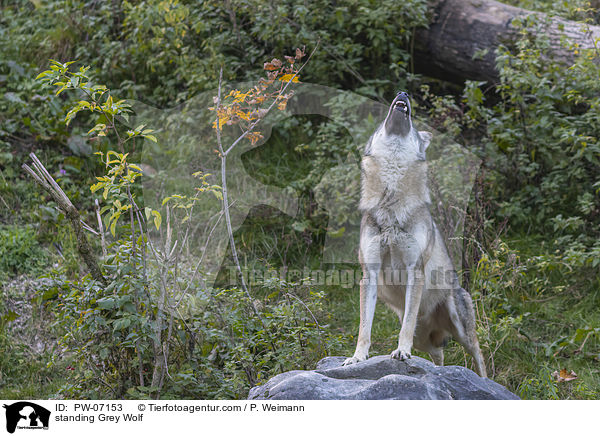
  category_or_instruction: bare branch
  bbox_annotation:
[95,199,107,257]
[23,153,106,285]
[215,67,252,303]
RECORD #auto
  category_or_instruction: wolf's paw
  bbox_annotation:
[342,354,368,366]
[390,348,411,361]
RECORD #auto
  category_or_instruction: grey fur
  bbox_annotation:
[343,93,487,377]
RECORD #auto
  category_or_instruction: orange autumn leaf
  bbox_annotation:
[552,368,578,383]
[246,132,263,145]
[264,58,282,71]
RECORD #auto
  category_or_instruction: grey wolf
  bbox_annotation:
[343,91,487,377]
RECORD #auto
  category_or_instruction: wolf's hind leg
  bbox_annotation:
[429,347,444,366]
[448,287,487,377]
[426,329,446,366]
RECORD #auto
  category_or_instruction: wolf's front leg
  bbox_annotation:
[343,267,378,365]
[391,266,424,360]
[344,226,381,366]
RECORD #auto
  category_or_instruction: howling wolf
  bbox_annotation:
[343,91,487,377]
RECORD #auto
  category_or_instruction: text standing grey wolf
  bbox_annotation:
[343,91,487,377]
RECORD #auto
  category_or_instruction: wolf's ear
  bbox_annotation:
[419,131,432,151]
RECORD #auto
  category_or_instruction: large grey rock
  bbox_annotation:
[248,356,519,400]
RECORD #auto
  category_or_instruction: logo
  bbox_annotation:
[3,402,50,434]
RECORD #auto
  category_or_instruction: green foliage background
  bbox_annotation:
[0,0,599,399]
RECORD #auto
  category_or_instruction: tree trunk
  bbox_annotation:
[414,0,600,84]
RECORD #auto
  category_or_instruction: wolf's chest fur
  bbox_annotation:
[360,152,430,230]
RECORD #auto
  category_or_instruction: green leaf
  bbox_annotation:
[99,347,109,359]
[97,297,116,310]
[2,310,20,323]
[41,288,58,301]
[292,221,307,232]
[35,70,51,80]
[122,302,136,313]
[327,226,345,238]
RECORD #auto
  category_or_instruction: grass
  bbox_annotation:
[0,276,67,399]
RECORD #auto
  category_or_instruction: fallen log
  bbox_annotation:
[414,0,600,84]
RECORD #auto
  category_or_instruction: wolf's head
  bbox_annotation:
[384,91,412,137]
[379,91,432,161]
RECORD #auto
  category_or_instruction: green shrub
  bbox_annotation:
[0,225,49,279]
[38,269,342,399]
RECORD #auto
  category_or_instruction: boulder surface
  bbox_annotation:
[248,356,520,400]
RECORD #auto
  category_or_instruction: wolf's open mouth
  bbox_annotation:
[394,100,409,117]
[384,92,412,136]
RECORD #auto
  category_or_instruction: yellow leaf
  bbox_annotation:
[236,110,254,121]
[35,70,50,80]
[278,74,300,83]
[212,114,229,130]
[233,92,249,103]
[151,210,162,230]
